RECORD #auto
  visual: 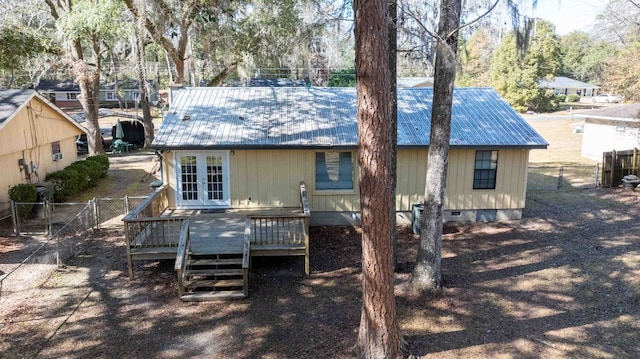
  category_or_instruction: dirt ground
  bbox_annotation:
[1,117,640,358]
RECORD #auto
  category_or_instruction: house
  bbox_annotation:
[151,86,548,224]
[36,79,160,109]
[539,76,600,99]
[575,103,640,161]
[0,89,86,217]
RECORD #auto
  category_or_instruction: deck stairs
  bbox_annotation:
[179,251,247,301]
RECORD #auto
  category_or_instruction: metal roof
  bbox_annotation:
[0,89,87,134]
[0,89,35,125]
[153,87,548,150]
[539,76,600,89]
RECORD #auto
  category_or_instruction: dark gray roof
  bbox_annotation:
[540,76,599,89]
[575,103,640,120]
[153,87,548,150]
[0,89,35,125]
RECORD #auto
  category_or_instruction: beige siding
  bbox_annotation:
[229,149,360,211]
[396,148,529,211]
[0,97,82,213]
[162,147,530,213]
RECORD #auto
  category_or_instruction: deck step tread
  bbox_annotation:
[188,258,243,266]
[185,279,244,289]
[184,268,243,276]
[180,290,246,302]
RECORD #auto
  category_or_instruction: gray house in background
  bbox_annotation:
[36,79,159,109]
[540,76,600,99]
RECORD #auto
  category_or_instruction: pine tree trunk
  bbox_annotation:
[410,0,462,294]
[354,0,401,357]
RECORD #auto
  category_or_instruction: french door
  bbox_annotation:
[176,151,230,208]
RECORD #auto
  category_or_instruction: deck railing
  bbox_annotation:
[244,182,311,274]
[175,218,191,297]
[123,185,187,279]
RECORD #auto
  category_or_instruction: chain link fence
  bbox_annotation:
[0,196,146,299]
[528,164,600,192]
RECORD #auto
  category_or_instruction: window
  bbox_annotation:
[105,92,116,100]
[315,151,354,191]
[473,150,498,189]
[66,92,78,100]
[51,141,62,161]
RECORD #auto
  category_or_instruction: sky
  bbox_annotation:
[522,0,608,35]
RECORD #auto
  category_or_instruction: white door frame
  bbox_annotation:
[174,151,231,208]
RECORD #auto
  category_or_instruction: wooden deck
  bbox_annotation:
[166,208,304,255]
[124,182,311,300]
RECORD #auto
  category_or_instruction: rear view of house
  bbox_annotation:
[152,86,548,223]
[0,90,86,218]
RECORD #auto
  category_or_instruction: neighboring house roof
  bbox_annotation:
[36,79,156,92]
[540,76,600,90]
[153,87,548,150]
[0,89,35,125]
[573,103,640,120]
[0,89,86,133]
[36,79,80,92]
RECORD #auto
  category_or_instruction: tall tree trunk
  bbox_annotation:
[354,0,401,358]
[389,0,398,269]
[71,39,103,155]
[410,0,462,294]
[135,0,154,148]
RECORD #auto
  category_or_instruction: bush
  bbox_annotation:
[85,154,110,177]
[46,168,82,202]
[567,94,581,102]
[69,160,102,188]
[8,183,37,220]
[556,94,567,103]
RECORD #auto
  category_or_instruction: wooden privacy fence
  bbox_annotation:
[601,149,640,187]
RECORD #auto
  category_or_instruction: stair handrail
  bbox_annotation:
[242,217,252,298]
[174,218,191,298]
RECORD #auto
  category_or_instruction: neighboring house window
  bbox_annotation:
[105,92,116,100]
[473,150,498,190]
[51,141,63,161]
[66,92,78,100]
[315,151,354,190]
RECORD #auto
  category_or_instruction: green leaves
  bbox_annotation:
[0,28,49,70]
[489,20,561,113]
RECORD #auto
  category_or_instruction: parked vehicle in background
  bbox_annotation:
[592,94,622,103]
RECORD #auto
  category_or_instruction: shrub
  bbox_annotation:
[567,94,581,102]
[8,183,37,220]
[46,168,82,202]
[85,154,110,177]
[556,94,567,103]
[69,160,102,188]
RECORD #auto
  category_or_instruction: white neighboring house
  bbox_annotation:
[539,76,600,99]
[575,104,640,161]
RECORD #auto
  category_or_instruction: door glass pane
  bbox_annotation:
[206,156,224,200]
[180,156,198,200]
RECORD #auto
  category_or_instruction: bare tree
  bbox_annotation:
[354,0,402,357]
[408,0,529,294]
[123,0,203,85]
